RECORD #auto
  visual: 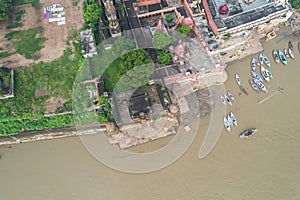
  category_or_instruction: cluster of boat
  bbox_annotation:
[222,41,298,139]
[220,91,236,106]
[223,112,237,133]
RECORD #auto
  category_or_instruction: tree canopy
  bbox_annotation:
[289,0,300,9]
[83,3,102,28]
[0,0,12,21]
[157,50,172,65]
[177,25,191,38]
[152,31,174,49]
[118,49,152,77]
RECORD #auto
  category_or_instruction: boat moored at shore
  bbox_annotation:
[278,49,288,65]
[235,74,241,86]
[272,50,280,64]
[249,79,260,92]
[224,116,230,132]
[254,78,268,93]
[260,66,270,82]
[288,48,295,59]
[251,71,264,83]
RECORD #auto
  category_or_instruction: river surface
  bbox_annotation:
[1,32,300,200]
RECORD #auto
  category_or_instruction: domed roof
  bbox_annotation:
[219,4,229,15]
[170,104,179,114]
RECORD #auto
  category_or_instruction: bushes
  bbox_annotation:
[289,0,300,9]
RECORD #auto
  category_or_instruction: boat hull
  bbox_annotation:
[240,128,257,139]
[278,50,288,65]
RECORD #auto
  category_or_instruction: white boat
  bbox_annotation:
[283,48,289,58]
[251,58,258,71]
[249,79,260,92]
[224,116,231,132]
[260,65,270,82]
[230,112,237,126]
[235,74,241,86]
[228,115,233,127]
[262,53,271,67]
[254,78,268,93]
[265,68,273,79]
[227,91,236,103]
[224,95,232,106]
[251,71,264,83]
[220,95,226,105]
[288,48,295,59]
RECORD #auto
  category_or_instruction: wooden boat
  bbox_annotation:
[260,65,270,82]
[240,128,257,139]
[288,48,295,59]
[227,91,236,103]
[265,68,273,79]
[230,112,237,126]
[228,115,233,127]
[288,41,293,50]
[265,30,276,41]
[224,116,231,132]
[235,74,241,86]
[283,48,289,58]
[251,71,264,82]
[250,58,258,71]
[220,95,226,105]
[278,49,288,65]
[272,50,280,64]
[254,78,268,93]
[239,85,249,95]
[249,79,260,92]
[224,95,232,106]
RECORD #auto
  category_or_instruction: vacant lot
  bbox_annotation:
[0,0,84,68]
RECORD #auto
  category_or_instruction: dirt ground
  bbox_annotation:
[0,0,84,68]
[44,96,68,113]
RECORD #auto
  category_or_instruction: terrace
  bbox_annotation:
[203,0,291,34]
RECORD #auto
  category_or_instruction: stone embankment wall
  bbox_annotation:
[0,126,105,146]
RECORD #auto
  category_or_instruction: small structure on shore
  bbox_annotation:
[0,66,14,99]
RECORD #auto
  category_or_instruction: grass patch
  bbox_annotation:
[0,52,13,58]
[5,27,46,59]
[13,0,40,8]
[0,38,84,136]
[6,23,23,29]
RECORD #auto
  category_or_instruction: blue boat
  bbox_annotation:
[251,71,264,83]
[278,49,288,65]
[254,78,268,93]
[265,68,273,79]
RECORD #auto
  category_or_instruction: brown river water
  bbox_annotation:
[0,32,300,200]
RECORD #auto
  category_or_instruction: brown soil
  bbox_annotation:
[44,96,68,113]
[0,0,84,68]
[35,89,48,98]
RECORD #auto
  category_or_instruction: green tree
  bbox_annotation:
[289,0,300,9]
[157,50,172,65]
[165,14,172,23]
[83,3,102,27]
[118,49,152,77]
[0,0,12,21]
[177,25,191,38]
[152,31,174,49]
